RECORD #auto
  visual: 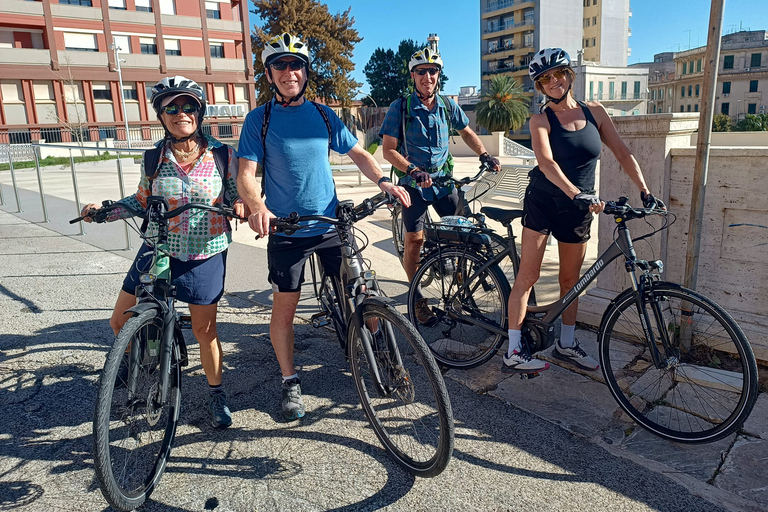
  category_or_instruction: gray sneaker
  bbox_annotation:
[552,341,599,370]
[207,392,233,428]
[281,378,305,421]
[501,350,550,374]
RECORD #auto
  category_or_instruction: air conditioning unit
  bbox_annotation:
[723,93,729,97]
[760,105,766,112]
[745,67,751,72]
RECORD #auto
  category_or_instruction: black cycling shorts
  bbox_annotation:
[267,231,342,293]
[522,186,593,244]
[402,187,469,233]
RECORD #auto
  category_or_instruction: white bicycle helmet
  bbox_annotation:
[409,47,443,72]
[528,48,571,81]
[261,32,311,68]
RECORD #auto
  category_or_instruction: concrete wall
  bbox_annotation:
[578,113,768,363]
[690,131,768,146]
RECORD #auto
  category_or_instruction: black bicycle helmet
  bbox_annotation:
[150,76,206,142]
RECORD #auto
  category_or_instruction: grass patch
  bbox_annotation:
[0,152,125,171]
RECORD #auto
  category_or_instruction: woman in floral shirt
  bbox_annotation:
[81,76,244,428]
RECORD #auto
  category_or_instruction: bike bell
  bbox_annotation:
[439,216,473,232]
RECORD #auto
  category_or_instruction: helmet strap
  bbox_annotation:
[547,83,572,105]
[268,68,308,107]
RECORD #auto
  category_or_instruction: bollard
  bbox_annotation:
[8,148,21,212]
[115,153,132,250]
[69,149,85,235]
[32,145,49,222]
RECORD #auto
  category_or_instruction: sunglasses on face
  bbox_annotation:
[270,60,305,71]
[536,68,569,85]
[414,67,440,76]
[162,103,199,115]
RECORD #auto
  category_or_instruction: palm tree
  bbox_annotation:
[475,75,530,135]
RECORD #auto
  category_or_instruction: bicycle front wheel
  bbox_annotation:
[93,309,181,511]
[320,273,347,352]
[349,300,454,477]
[599,282,758,443]
[409,248,510,369]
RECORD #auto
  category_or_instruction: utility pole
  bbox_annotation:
[111,39,132,149]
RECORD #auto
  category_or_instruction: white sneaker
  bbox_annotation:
[552,341,599,370]
[502,351,550,374]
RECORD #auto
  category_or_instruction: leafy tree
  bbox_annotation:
[734,113,768,131]
[474,75,530,134]
[363,39,449,107]
[712,113,734,132]
[250,0,362,106]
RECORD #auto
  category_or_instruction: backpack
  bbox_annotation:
[140,142,232,232]
[392,93,455,179]
[259,99,332,197]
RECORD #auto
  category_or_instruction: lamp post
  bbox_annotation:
[737,99,742,120]
[110,39,132,149]
[359,92,377,108]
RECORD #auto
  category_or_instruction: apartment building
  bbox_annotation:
[0,0,255,146]
[644,30,768,119]
[572,59,648,115]
[480,0,630,140]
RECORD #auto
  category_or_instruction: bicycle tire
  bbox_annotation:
[392,203,435,287]
[348,300,454,477]
[93,309,181,510]
[409,248,510,369]
[599,282,759,443]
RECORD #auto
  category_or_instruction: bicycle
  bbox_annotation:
[407,197,759,443]
[270,192,454,477]
[71,197,242,511]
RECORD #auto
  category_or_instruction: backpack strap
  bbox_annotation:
[139,145,164,233]
[211,144,232,207]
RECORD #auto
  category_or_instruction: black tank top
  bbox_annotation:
[529,101,601,195]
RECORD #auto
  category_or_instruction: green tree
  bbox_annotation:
[363,39,449,107]
[712,113,734,132]
[474,75,530,134]
[251,0,362,106]
[734,113,768,131]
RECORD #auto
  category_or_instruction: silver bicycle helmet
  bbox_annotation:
[261,32,311,68]
[528,48,571,81]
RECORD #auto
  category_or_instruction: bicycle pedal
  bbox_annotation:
[178,314,192,329]
[520,372,540,380]
[310,312,330,328]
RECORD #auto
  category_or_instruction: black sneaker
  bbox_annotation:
[207,392,233,428]
[281,378,305,421]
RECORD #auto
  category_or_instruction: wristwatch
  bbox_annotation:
[406,163,417,175]
[377,176,391,186]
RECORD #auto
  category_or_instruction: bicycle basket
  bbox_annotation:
[425,218,491,246]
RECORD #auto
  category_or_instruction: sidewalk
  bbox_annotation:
[0,157,766,511]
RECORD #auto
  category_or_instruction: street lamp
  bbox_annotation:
[110,39,132,149]
[737,99,742,120]
[360,93,377,108]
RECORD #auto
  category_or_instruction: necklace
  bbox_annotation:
[171,141,199,161]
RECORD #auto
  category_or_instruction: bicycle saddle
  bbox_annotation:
[480,207,525,223]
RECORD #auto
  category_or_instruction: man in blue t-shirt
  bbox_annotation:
[237,33,410,422]
[379,47,501,325]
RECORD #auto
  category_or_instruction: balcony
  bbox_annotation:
[166,55,206,71]
[160,14,202,29]
[108,9,154,24]
[483,63,528,76]
[211,58,246,72]
[483,0,534,14]
[207,18,243,33]
[0,48,51,66]
[0,0,43,17]
[121,53,160,69]
[51,3,103,20]
[590,92,648,102]
[58,50,108,67]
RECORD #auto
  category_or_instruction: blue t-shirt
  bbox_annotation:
[379,93,469,200]
[238,99,357,236]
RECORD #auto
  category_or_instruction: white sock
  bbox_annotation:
[506,329,522,357]
[282,373,299,384]
[559,324,576,348]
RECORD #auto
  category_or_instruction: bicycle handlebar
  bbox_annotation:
[69,199,246,224]
[602,196,668,220]
[431,161,494,189]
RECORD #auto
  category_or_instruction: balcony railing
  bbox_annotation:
[589,92,648,101]
[484,0,532,13]
[483,63,528,76]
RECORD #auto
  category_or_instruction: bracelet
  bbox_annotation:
[377,176,392,186]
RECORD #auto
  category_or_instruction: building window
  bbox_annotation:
[723,55,734,69]
[721,102,729,115]
[589,81,594,100]
[620,81,627,99]
[680,106,685,112]
[205,1,221,19]
[694,104,699,112]
[92,83,112,101]
[210,43,224,59]
[681,87,685,98]
[145,85,154,100]
[584,18,589,27]
[609,81,615,100]
[592,16,597,25]
[688,85,692,97]
[108,0,126,9]
[651,89,656,100]
[748,103,757,114]
[159,0,175,15]
[63,32,98,52]
[113,35,130,54]
[697,59,702,72]
[687,104,691,112]
[749,80,758,92]
[122,83,138,101]
[633,81,641,99]
[591,37,596,47]
[682,62,687,75]
[722,81,731,94]
[135,0,152,12]
[597,82,603,100]
[750,53,762,68]
[140,37,157,55]
[659,88,664,99]
[59,0,93,5]
[165,39,181,56]
[695,84,700,96]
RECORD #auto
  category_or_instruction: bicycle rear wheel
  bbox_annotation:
[409,248,510,369]
[93,309,181,510]
[599,282,758,443]
[349,300,454,477]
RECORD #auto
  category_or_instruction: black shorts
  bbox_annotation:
[522,186,593,244]
[402,187,469,233]
[122,243,227,305]
[267,232,342,293]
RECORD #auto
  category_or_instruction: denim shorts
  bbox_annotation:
[122,243,227,305]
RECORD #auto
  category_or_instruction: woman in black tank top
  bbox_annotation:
[501,48,663,375]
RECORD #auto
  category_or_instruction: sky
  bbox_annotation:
[252,1,768,97]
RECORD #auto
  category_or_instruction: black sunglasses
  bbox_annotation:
[271,60,305,71]
[162,103,199,115]
[414,67,440,76]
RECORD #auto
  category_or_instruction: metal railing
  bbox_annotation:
[502,138,535,160]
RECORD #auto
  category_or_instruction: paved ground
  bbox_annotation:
[0,157,766,512]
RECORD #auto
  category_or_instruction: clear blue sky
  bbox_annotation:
[252,1,768,97]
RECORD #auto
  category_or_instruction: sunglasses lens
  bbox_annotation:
[272,60,303,71]
[181,104,198,114]
[164,105,179,115]
[416,68,439,76]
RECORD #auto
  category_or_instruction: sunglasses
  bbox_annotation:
[162,103,199,116]
[271,60,305,71]
[536,68,569,85]
[414,67,440,76]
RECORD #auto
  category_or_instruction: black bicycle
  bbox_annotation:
[272,192,454,477]
[71,197,242,511]
[408,197,759,443]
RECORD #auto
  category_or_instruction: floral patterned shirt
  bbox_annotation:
[107,134,239,261]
